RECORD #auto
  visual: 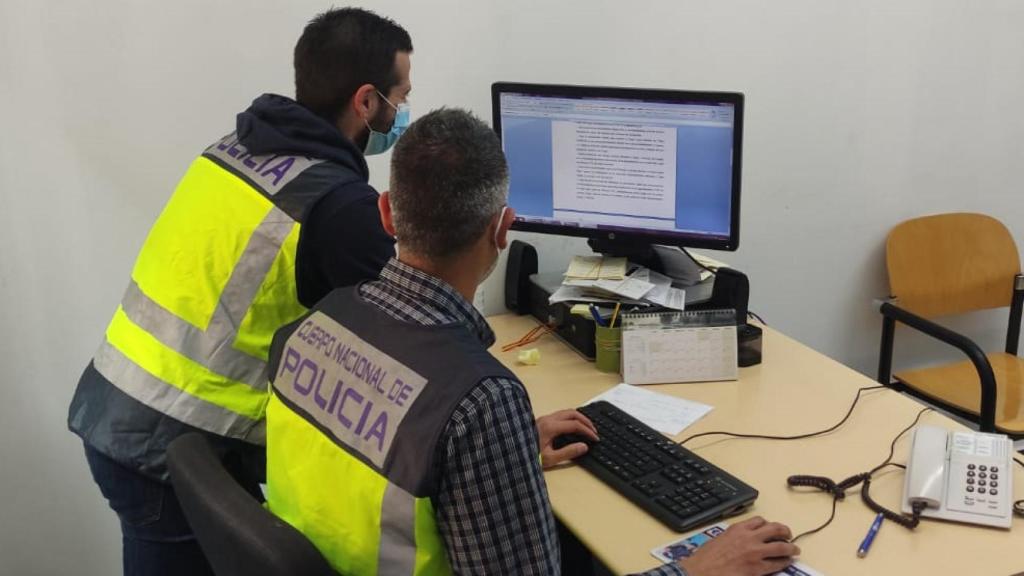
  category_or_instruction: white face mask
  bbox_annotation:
[481,206,509,283]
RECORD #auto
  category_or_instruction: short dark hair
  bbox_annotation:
[294,8,412,122]
[390,108,509,260]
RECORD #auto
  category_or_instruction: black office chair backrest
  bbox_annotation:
[166,433,337,576]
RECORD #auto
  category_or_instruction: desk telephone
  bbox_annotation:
[901,425,1013,528]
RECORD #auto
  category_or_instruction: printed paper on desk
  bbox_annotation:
[564,255,627,280]
[549,285,647,306]
[651,522,824,576]
[646,285,686,310]
[642,268,674,289]
[586,383,711,436]
[593,276,656,300]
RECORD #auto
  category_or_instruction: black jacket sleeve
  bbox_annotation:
[295,185,396,307]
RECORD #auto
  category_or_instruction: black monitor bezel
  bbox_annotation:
[491,81,744,251]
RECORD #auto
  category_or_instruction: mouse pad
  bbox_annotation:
[650,522,824,575]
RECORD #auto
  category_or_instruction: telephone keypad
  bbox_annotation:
[952,457,1010,521]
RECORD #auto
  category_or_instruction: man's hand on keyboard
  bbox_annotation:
[677,516,800,576]
[536,409,600,469]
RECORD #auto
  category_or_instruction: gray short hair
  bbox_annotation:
[389,108,508,260]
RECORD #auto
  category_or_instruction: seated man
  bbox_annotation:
[264,108,800,575]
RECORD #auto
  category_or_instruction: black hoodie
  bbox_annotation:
[237,93,396,307]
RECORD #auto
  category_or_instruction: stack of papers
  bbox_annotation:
[550,255,687,310]
[564,255,628,281]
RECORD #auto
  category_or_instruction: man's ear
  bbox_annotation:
[378,192,397,238]
[351,83,379,121]
[495,207,515,250]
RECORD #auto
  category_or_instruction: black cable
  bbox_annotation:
[1015,457,1024,517]
[747,310,767,325]
[861,471,921,529]
[679,385,887,446]
[870,407,932,474]
[791,496,838,543]
[785,407,930,540]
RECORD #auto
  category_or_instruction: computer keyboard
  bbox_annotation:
[556,400,759,532]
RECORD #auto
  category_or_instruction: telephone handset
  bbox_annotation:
[901,425,1013,528]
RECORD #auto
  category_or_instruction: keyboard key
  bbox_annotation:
[694,498,718,511]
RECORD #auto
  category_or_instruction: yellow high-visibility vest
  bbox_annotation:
[93,132,346,442]
[265,288,516,575]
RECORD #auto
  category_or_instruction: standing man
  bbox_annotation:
[67,8,412,575]
[264,108,800,576]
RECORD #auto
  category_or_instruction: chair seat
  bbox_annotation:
[895,352,1024,434]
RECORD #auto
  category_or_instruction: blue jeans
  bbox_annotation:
[84,445,216,576]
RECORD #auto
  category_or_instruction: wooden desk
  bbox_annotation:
[487,314,1024,575]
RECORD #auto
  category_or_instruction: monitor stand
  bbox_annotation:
[587,237,663,273]
[523,271,715,360]
[511,237,716,360]
[586,237,707,287]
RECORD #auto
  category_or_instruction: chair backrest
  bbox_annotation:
[166,433,337,576]
[886,212,1021,318]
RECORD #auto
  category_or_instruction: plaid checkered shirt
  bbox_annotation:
[358,258,684,576]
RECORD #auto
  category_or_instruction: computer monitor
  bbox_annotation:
[492,82,744,254]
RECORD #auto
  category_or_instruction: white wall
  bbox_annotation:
[2,1,1023,573]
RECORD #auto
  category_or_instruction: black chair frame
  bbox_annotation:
[167,433,337,576]
[876,275,1024,433]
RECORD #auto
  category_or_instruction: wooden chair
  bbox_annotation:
[877,213,1024,434]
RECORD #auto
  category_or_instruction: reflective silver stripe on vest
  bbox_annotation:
[93,339,265,443]
[378,482,418,575]
[118,206,296,389]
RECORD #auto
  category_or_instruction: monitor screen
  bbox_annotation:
[492,83,743,251]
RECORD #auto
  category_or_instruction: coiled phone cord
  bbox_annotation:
[785,407,931,541]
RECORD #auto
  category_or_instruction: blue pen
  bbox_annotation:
[857,513,884,558]
[588,304,606,326]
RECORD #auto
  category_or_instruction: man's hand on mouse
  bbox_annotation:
[536,409,599,469]
[677,517,801,576]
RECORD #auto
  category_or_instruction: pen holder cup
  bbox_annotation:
[594,325,622,374]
